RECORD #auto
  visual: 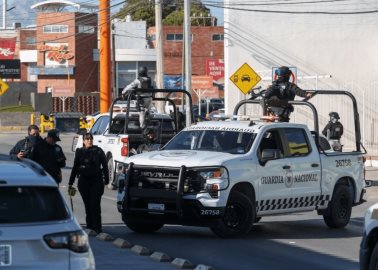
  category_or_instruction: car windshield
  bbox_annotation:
[0,186,69,224]
[163,129,256,154]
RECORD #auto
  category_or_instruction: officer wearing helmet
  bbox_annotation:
[264,66,312,121]
[121,66,154,129]
[322,112,344,140]
[137,128,160,154]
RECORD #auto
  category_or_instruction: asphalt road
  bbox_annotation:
[2,131,378,270]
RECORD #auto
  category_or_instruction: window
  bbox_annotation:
[78,25,95,34]
[166,33,183,41]
[25,37,36,45]
[284,128,310,156]
[43,25,68,33]
[212,34,224,41]
[91,116,108,135]
[0,187,69,223]
[258,130,283,159]
[164,129,255,154]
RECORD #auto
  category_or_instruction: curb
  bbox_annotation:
[92,233,216,269]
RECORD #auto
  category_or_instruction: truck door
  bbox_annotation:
[281,128,321,211]
[90,115,110,149]
[256,128,293,215]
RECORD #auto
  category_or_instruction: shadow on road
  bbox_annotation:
[102,220,360,270]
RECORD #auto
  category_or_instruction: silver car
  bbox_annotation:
[0,159,95,269]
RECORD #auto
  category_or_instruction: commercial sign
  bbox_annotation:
[206,59,224,81]
[0,38,16,59]
[52,87,75,97]
[38,43,74,65]
[164,75,183,90]
[230,62,261,94]
[192,76,213,89]
[0,60,20,79]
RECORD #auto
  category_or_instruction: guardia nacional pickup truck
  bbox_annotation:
[116,90,367,238]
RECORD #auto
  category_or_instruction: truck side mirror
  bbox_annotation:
[260,149,282,163]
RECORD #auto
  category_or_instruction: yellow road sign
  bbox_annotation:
[0,80,9,96]
[230,63,261,94]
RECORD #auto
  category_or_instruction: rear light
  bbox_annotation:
[44,230,89,253]
[121,137,129,156]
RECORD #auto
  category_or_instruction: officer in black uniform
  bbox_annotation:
[137,128,160,154]
[322,112,344,139]
[68,132,109,234]
[264,66,311,121]
[9,124,41,160]
[30,129,66,184]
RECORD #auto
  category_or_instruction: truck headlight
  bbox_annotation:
[197,167,229,198]
[199,167,227,180]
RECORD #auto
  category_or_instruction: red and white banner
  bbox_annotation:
[0,38,16,59]
[206,59,224,81]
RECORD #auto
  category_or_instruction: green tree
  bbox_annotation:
[114,0,217,27]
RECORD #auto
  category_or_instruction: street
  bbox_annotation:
[1,131,377,270]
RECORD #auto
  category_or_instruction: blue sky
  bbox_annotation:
[2,0,223,28]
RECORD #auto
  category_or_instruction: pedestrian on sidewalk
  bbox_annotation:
[9,124,41,160]
[68,132,109,234]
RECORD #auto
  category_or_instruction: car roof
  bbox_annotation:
[0,160,57,187]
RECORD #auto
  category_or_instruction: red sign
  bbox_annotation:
[0,38,16,59]
[38,44,74,64]
[206,59,224,81]
[192,76,213,89]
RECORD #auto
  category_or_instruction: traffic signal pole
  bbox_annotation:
[99,0,111,113]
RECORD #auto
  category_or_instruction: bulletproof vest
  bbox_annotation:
[78,147,101,176]
[138,76,152,89]
[329,122,343,139]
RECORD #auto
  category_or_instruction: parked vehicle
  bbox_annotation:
[360,202,378,270]
[0,159,95,269]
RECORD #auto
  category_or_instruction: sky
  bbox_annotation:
[1,0,223,28]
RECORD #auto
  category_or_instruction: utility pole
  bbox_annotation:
[184,0,192,126]
[2,0,6,29]
[155,0,165,113]
[99,0,111,113]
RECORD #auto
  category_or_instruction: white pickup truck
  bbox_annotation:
[116,90,367,238]
[73,89,193,188]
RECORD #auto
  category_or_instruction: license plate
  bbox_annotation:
[148,203,165,211]
[0,245,11,266]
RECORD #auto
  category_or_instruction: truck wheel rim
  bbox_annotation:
[224,203,246,228]
[336,194,348,218]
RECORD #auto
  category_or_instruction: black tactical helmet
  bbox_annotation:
[329,112,340,120]
[138,66,148,77]
[143,128,155,142]
[275,66,292,83]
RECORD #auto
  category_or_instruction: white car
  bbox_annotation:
[360,202,378,270]
[0,159,95,269]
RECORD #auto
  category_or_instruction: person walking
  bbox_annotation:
[68,132,109,234]
[30,129,66,184]
[9,124,42,160]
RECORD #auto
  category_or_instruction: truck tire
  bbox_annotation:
[125,220,164,233]
[323,184,352,228]
[210,191,255,238]
[369,244,378,270]
[107,155,116,190]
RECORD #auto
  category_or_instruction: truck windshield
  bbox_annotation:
[163,130,256,154]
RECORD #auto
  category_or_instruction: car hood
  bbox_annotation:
[127,150,236,167]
